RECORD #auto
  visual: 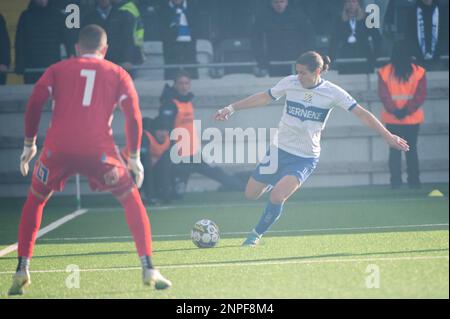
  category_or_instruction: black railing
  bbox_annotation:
[0,56,448,75]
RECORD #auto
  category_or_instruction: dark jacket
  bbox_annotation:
[82,6,115,32]
[329,15,381,63]
[0,14,10,68]
[158,83,194,130]
[15,2,68,74]
[251,5,314,68]
[82,5,136,64]
[113,0,144,64]
[405,0,449,62]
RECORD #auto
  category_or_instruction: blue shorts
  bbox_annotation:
[251,146,319,186]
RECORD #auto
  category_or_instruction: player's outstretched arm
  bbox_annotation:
[215,91,272,121]
[351,104,410,152]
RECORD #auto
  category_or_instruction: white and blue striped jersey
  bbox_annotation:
[268,75,357,158]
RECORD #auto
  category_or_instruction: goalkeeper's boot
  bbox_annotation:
[143,268,172,290]
[242,230,262,247]
[8,269,31,296]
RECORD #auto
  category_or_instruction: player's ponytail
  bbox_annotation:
[321,55,331,72]
[296,51,331,74]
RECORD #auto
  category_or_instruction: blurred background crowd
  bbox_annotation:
[0,0,448,203]
[0,0,449,85]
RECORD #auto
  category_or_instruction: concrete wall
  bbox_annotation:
[0,71,448,196]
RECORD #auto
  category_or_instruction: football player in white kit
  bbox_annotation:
[215,51,409,246]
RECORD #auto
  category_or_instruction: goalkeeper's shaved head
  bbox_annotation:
[78,25,108,52]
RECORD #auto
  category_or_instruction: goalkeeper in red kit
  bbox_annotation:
[8,25,171,295]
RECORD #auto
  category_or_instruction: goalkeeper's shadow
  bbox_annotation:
[153,244,242,253]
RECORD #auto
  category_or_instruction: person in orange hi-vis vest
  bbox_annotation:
[158,71,245,198]
[378,41,427,189]
[122,116,172,205]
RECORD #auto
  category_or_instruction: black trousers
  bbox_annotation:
[386,124,421,187]
[141,151,173,203]
[174,153,245,195]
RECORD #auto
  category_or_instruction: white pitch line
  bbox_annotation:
[38,223,449,242]
[0,255,447,275]
[88,196,447,213]
[0,209,88,258]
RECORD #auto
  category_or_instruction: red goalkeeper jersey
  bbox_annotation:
[25,54,142,155]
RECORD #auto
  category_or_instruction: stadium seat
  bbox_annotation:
[314,35,331,57]
[196,39,214,79]
[136,40,214,80]
[136,41,164,80]
[212,38,257,78]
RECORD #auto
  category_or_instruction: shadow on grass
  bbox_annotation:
[0,250,135,261]
[0,244,242,260]
[9,224,445,246]
[155,247,449,268]
[3,247,446,268]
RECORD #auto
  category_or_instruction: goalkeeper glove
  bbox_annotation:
[127,153,144,189]
[20,139,37,176]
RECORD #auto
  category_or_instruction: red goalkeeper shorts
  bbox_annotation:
[30,146,135,198]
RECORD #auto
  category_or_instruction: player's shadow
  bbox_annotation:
[0,250,135,260]
[153,244,241,253]
[156,247,449,268]
[0,244,242,260]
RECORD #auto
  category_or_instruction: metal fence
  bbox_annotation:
[1,56,448,76]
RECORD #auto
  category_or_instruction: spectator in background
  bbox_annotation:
[136,0,162,41]
[210,0,257,42]
[378,41,427,189]
[122,116,173,205]
[50,0,85,58]
[110,0,145,74]
[141,116,173,205]
[252,0,314,77]
[329,0,381,74]
[83,0,126,65]
[83,0,115,31]
[406,0,448,68]
[0,13,11,85]
[15,0,71,84]
[159,0,199,80]
[296,0,341,38]
[159,71,245,198]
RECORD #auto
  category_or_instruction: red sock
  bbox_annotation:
[118,188,152,257]
[18,191,48,258]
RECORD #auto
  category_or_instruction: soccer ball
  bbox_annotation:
[191,219,220,248]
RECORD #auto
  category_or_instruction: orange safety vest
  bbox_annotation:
[145,131,170,163]
[173,99,199,157]
[120,131,170,166]
[379,64,425,125]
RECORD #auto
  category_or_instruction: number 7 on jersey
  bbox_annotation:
[80,69,96,107]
